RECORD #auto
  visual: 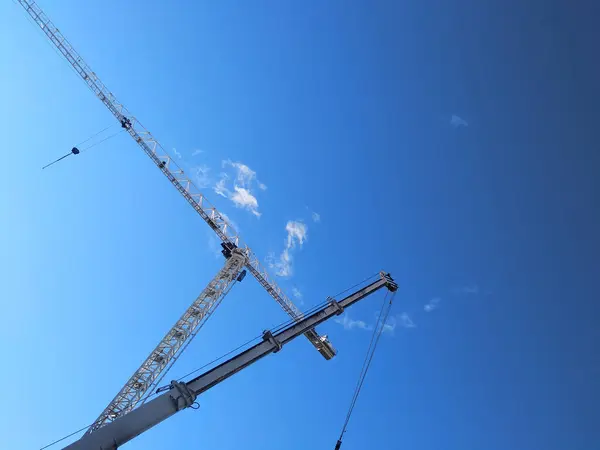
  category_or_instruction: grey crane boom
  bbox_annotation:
[64,273,398,450]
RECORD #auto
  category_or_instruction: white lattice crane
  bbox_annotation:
[16,0,336,433]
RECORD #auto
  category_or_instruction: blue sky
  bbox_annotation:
[1,1,598,449]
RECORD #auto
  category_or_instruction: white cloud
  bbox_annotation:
[192,149,204,156]
[399,312,416,328]
[335,311,414,335]
[311,212,321,223]
[334,313,373,331]
[214,177,230,198]
[172,147,182,159]
[222,159,267,190]
[191,165,211,188]
[273,250,292,277]
[265,251,279,271]
[381,316,397,334]
[214,160,265,217]
[268,221,307,277]
[335,312,402,334]
[218,211,238,232]
[285,221,307,248]
[207,233,222,259]
[453,284,480,295]
[291,287,304,305]
[231,186,260,217]
[450,114,468,128]
[424,297,441,312]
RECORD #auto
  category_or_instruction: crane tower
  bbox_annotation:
[16,0,336,433]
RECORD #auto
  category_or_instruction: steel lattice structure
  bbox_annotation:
[17,0,335,432]
[89,249,248,432]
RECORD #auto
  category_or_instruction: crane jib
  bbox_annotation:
[17,0,337,434]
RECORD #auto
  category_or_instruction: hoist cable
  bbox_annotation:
[330,272,380,299]
[80,129,125,152]
[343,290,390,428]
[41,128,125,169]
[155,332,265,393]
[154,299,332,395]
[269,274,381,335]
[39,422,95,450]
[75,123,117,148]
[165,293,339,390]
[335,290,395,449]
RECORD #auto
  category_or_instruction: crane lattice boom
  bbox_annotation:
[88,249,248,432]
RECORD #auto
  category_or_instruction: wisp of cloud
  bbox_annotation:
[267,221,308,277]
[450,114,468,128]
[334,313,373,331]
[213,160,265,217]
[424,297,441,312]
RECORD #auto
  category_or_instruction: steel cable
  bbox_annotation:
[335,290,395,449]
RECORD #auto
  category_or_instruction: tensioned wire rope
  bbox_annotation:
[41,125,125,169]
[334,288,395,450]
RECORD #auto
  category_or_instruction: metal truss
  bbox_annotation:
[16,1,333,360]
[17,0,335,433]
[88,249,248,432]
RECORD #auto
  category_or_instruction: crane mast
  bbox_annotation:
[64,273,398,450]
[17,0,335,432]
[88,249,247,432]
[15,0,332,357]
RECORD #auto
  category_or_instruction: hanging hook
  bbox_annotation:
[42,147,80,170]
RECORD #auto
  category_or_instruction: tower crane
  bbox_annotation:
[64,273,398,450]
[16,0,336,433]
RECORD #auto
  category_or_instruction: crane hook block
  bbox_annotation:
[71,147,80,155]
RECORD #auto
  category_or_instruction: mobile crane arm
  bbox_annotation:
[65,273,397,450]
